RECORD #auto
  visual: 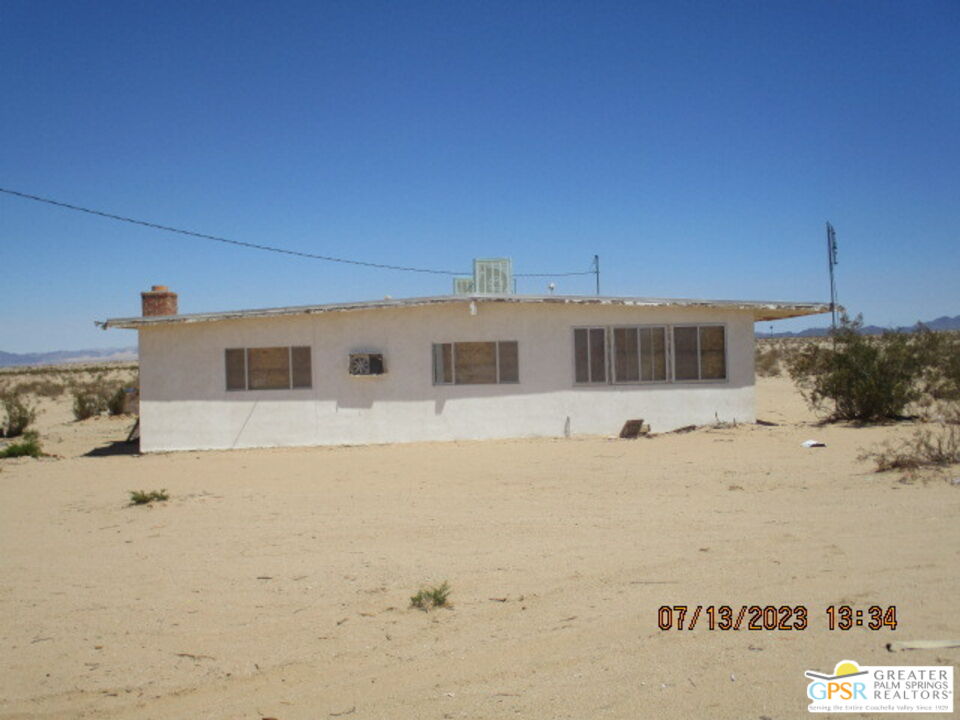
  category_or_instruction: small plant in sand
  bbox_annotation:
[0,431,43,459]
[129,489,170,505]
[410,581,451,610]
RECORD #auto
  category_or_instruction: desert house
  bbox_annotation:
[102,278,828,453]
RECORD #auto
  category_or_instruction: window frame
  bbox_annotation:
[573,323,729,386]
[224,345,313,391]
[670,324,728,383]
[572,326,608,385]
[610,324,670,385]
[432,340,520,385]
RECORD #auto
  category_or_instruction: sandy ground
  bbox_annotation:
[1,376,958,719]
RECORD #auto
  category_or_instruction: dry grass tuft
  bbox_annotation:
[860,424,960,472]
[410,581,451,610]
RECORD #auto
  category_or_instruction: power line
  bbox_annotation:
[0,186,595,279]
[0,186,464,275]
[514,270,594,277]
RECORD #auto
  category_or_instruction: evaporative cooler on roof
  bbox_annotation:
[473,258,513,294]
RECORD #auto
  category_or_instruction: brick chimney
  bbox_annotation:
[141,285,178,316]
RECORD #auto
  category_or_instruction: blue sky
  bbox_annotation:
[2,0,957,352]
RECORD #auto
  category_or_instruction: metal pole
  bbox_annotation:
[826,222,838,331]
[594,254,600,296]
[826,222,840,417]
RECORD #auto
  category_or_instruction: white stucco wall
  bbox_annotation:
[136,301,756,452]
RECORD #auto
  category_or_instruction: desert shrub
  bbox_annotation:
[755,345,782,377]
[70,373,136,419]
[914,329,960,402]
[129,489,169,505]
[942,404,960,425]
[107,387,128,416]
[1,392,38,437]
[72,389,105,420]
[410,581,451,610]
[0,363,138,378]
[13,379,66,398]
[860,424,960,472]
[787,315,925,422]
[0,431,43,458]
[942,342,960,400]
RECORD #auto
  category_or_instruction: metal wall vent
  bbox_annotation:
[349,353,385,375]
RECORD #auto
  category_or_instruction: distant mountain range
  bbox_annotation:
[0,347,138,368]
[758,315,960,338]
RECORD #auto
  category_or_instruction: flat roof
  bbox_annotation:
[100,293,832,330]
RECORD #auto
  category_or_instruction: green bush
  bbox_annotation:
[129,489,169,505]
[787,315,925,422]
[0,431,43,458]
[1,392,38,437]
[915,329,960,402]
[72,390,105,420]
[410,581,451,610]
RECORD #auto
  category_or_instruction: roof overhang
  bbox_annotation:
[100,294,832,330]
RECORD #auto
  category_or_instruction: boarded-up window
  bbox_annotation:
[613,327,667,383]
[248,347,290,390]
[291,346,312,388]
[574,328,607,384]
[225,345,312,391]
[699,326,726,380]
[673,327,700,381]
[640,327,668,381]
[673,325,726,381]
[434,343,454,384]
[225,348,246,390]
[455,342,497,384]
[498,341,519,383]
[589,328,606,383]
[613,328,640,382]
[574,329,589,383]
[432,341,519,384]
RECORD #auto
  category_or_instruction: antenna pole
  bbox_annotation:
[826,222,838,330]
[593,254,600,295]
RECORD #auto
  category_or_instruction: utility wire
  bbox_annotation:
[0,187,463,275]
[515,270,593,277]
[1,186,595,278]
